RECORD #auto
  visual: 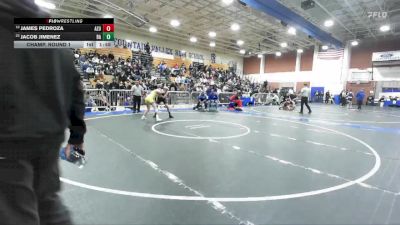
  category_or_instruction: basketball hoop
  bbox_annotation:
[356,80,361,85]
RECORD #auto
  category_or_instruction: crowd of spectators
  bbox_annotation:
[75,47,268,96]
[165,64,268,96]
[74,45,153,90]
[73,47,400,109]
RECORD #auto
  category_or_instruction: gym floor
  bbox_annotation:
[60,104,400,225]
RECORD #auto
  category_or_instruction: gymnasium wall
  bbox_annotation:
[243,39,400,94]
[243,56,260,74]
[242,46,314,74]
[300,47,314,71]
[348,38,400,89]
[265,52,296,73]
[350,38,400,69]
[372,66,400,81]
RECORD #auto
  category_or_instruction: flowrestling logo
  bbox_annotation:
[367,11,388,19]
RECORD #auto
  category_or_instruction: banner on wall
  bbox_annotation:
[372,50,400,62]
[114,38,204,61]
[350,71,371,81]
[151,52,174,60]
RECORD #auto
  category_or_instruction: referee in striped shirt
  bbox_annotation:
[299,83,312,114]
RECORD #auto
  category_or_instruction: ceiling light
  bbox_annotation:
[351,40,359,46]
[240,49,246,54]
[258,54,263,58]
[222,0,234,5]
[190,37,197,43]
[126,40,132,42]
[170,19,180,27]
[103,14,112,18]
[322,45,329,50]
[149,26,157,33]
[380,25,390,32]
[324,20,334,27]
[34,0,56,9]
[297,49,303,53]
[288,27,296,35]
[237,40,244,46]
[231,23,240,31]
[208,31,217,38]
[210,42,216,47]
[275,52,282,57]
[280,42,288,48]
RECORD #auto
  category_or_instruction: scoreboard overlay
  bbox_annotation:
[14,18,114,49]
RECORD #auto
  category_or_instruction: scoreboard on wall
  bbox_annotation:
[14,18,114,49]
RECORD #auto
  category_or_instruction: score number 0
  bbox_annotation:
[103,24,114,32]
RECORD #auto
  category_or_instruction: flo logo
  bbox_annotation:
[367,11,388,19]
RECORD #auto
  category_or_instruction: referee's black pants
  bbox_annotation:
[133,95,141,112]
[300,97,311,113]
[0,141,72,225]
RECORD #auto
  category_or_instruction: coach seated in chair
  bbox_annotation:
[193,91,208,111]
[207,90,219,112]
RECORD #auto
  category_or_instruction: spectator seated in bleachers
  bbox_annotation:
[74,49,153,86]
[74,48,272,111]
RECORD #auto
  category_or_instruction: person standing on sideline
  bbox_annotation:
[325,91,331,104]
[314,90,319,102]
[0,0,87,224]
[356,89,366,110]
[299,83,312,114]
[131,80,144,113]
[340,90,347,107]
[347,90,354,108]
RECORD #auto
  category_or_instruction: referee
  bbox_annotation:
[299,83,312,114]
[131,80,144,113]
